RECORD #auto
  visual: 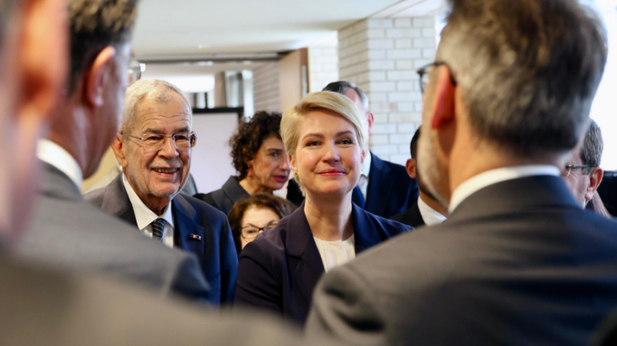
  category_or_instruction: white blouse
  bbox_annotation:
[313,234,356,272]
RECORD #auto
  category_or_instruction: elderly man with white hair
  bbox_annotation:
[86,79,238,305]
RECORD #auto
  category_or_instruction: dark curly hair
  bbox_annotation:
[230,111,283,179]
[228,193,296,255]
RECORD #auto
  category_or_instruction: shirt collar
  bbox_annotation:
[417,197,447,226]
[361,151,372,178]
[122,173,174,231]
[449,165,560,213]
[37,139,83,189]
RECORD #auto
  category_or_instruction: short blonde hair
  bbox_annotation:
[121,79,192,133]
[281,91,367,193]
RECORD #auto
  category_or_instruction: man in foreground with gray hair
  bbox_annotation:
[15,0,211,301]
[86,79,238,304]
[307,0,617,345]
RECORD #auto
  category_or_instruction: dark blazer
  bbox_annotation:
[195,176,250,215]
[234,202,410,325]
[286,152,419,218]
[85,174,239,304]
[16,162,211,301]
[307,175,617,346]
[390,199,424,228]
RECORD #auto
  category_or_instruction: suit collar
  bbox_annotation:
[365,152,393,215]
[449,175,581,223]
[101,174,137,226]
[171,194,205,259]
[222,176,250,203]
[120,173,174,230]
[38,161,82,201]
[286,201,383,258]
[37,139,83,189]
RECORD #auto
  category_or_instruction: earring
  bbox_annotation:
[247,165,252,178]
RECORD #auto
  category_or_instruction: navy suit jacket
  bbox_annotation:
[234,202,410,325]
[286,153,419,218]
[85,175,239,304]
[365,153,418,218]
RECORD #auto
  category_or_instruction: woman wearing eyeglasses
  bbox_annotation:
[227,193,296,255]
[195,111,291,215]
[234,92,410,325]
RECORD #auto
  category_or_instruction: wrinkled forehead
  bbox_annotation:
[133,94,192,131]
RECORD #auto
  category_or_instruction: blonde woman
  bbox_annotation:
[234,91,410,324]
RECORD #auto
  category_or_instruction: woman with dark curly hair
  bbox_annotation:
[195,111,290,215]
[227,193,296,255]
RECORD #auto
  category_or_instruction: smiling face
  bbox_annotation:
[247,135,290,192]
[116,92,192,213]
[291,110,365,199]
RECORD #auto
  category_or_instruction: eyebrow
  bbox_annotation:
[301,130,354,139]
[143,126,190,134]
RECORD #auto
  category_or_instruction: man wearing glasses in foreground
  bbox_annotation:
[86,79,238,305]
[306,0,617,345]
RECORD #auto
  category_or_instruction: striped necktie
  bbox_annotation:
[151,218,166,241]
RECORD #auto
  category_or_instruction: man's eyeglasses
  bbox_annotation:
[240,222,278,240]
[416,61,457,95]
[563,164,592,177]
[121,131,197,152]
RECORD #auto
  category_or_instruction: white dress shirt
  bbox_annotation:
[357,152,372,200]
[449,165,560,213]
[122,173,175,248]
[417,197,447,226]
[313,234,356,272]
[37,139,83,189]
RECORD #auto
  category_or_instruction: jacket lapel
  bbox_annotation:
[101,174,137,227]
[365,152,393,216]
[285,204,325,310]
[352,203,386,253]
[171,194,205,261]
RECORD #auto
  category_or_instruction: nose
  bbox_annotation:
[322,141,340,163]
[159,136,179,158]
[280,155,291,171]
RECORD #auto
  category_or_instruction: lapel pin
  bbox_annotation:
[189,234,202,241]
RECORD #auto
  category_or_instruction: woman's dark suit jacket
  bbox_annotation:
[234,202,411,324]
[194,176,250,215]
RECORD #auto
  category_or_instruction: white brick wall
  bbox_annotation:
[338,16,436,164]
[253,62,281,113]
[308,33,339,92]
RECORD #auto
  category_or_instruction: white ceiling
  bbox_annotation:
[133,0,447,89]
[131,0,445,59]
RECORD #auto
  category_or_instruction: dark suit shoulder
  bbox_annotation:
[193,192,220,210]
[83,184,106,208]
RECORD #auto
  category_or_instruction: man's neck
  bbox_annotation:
[419,191,447,217]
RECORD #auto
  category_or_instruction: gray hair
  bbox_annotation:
[121,79,192,133]
[323,81,369,114]
[437,0,607,157]
[580,120,603,168]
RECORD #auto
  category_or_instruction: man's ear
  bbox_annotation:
[366,111,375,136]
[17,0,68,124]
[430,65,456,129]
[111,133,128,168]
[585,167,604,201]
[85,46,116,108]
[405,158,417,179]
